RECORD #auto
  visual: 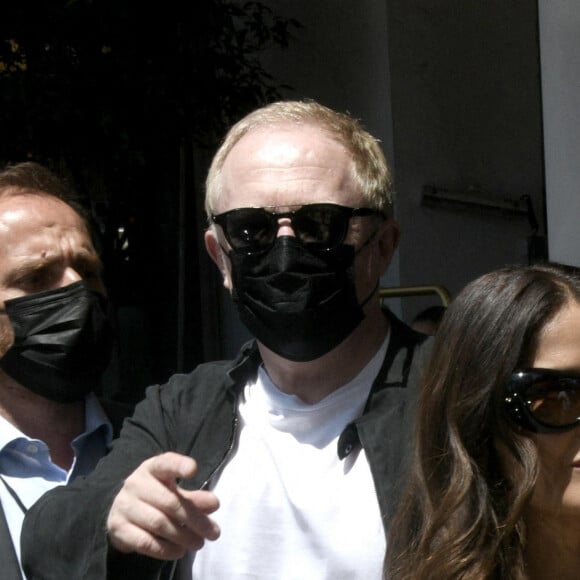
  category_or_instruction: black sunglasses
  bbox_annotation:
[211,203,385,255]
[504,368,580,433]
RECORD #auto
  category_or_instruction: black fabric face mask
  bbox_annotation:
[0,281,114,403]
[229,236,366,362]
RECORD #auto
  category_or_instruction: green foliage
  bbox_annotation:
[0,0,299,172]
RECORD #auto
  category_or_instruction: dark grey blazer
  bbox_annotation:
[0,398,131,580]
[21,310,431,580]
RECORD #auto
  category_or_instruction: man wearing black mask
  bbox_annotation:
[0,162,127,579]
[22,101,430,580]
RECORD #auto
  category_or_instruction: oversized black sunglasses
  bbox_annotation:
[504,368,580,433]
[211,203,385,255]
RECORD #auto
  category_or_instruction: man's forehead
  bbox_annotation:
[0,195,93,252]
[228,122,344,158]
[0,192,85,223]
[218,125,358,212]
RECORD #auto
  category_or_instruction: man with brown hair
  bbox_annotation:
[0,162,128,579]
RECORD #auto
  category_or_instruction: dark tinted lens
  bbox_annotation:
[527,378,580,426]
[222,208,275,251]
[293,204,349,249]
[215,203,373,254]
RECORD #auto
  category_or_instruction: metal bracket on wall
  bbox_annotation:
[421,186,548,262]
[421,185,529,218]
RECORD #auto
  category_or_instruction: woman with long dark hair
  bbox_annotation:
[386,262,580,579]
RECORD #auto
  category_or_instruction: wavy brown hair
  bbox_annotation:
[385,262,580,579]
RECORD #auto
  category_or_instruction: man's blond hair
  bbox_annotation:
[205,100,393,219]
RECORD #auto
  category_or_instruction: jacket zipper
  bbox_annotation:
[200,408,239,490]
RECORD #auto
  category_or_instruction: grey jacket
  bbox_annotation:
[0,398,132,580]
[21,310,430,580]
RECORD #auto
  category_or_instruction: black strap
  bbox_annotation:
[0,475,28,514]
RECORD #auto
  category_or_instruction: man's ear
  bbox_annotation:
[376,217,401,274]
[204,228,233,291]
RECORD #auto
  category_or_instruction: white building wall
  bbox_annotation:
[219,0,546,356]
[538,0,580,267]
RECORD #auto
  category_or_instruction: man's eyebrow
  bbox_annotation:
[72,251,104,271]
[4,251,103,284]
[5,255,60,281]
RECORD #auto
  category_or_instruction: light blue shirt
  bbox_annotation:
[0,393,113,577]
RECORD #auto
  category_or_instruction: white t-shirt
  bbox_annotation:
[184,337,389,580]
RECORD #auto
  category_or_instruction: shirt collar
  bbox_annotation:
[0,393,113,454]
[0,415,26,454]
[83,392,113,446]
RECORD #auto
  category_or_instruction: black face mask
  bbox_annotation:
[230,236,369,362]
[0,281,114,403]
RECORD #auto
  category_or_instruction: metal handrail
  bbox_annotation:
[379,284,452,306]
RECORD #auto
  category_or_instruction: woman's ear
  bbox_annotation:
[205,228,233,291]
